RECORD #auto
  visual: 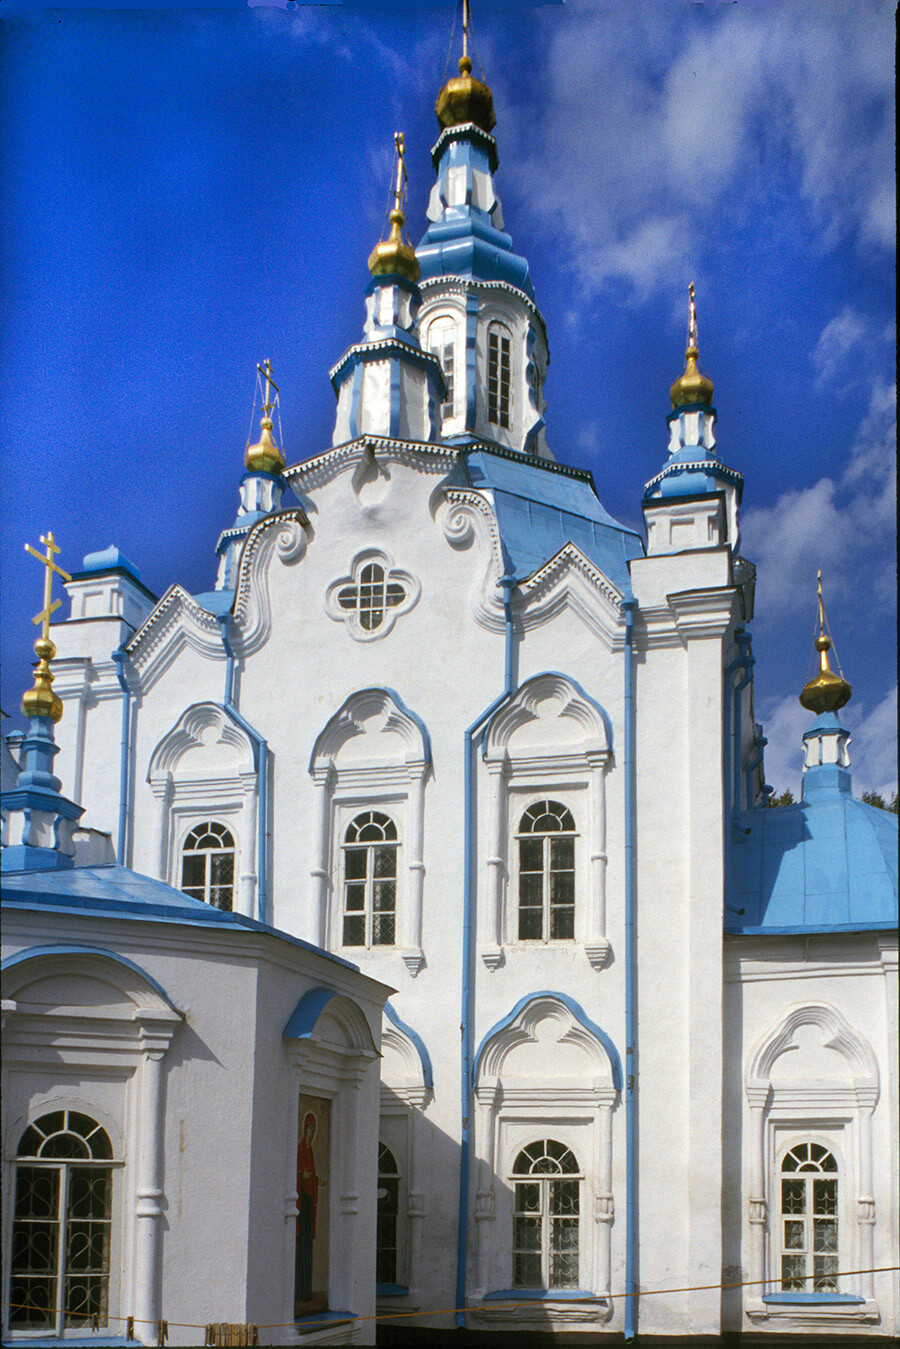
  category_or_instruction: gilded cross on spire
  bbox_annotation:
[21,531,71,722]
[688,281,698,353]
[799,570,852,713]
[25,532,71,642]
[462,0,470,60]
[393,132,409,216]
[256,358,280,418]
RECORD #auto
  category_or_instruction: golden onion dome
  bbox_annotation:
[245,416,285,475]
[670,282,714,408]
[368,207,421,284]
[436,55,496,135]
[22,636,63,723]
[799,573,852,713]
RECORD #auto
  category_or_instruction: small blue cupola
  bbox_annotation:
[643,285,743,555]
[1,534,83,872]
[329,133,445,447]
[728,576,898,934]
[215,360,287,593]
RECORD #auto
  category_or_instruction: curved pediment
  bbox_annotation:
[746,1001,879,1095]
[310,688,431,774]
[148,703,255,782]
[485,672,612,763]
[474,992,621,1089]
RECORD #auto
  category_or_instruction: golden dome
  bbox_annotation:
[368,207,421,284]
[22,636,63,723]
[799,574,852,714]
[436,55,496,135]
[245,416,285,475]
[670,282,714,408]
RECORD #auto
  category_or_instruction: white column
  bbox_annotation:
[481,760,507,970]
[593,1097,615,1296]
[406,1095,427,1292]
[133,1013,177,1347]
[148,775,172,881]
[585,753,610,969]
[337,1080,362,1307]
[474,1085,499,1294]
[239,771,258,918]
[309,767,333,947]
[746,1087,769,1295]
[856,1097,877,1299]
[402,767,427,976]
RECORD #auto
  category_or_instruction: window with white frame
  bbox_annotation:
[9,1111,114,1335]
[427,317,456,418]
[376,1143,401,1285]
[780,1143,839,1292]
[342,811,398,947]
[511,1140,581,1290]
[487,323,511,428]
[516,801,576,941]
[180,820,236,910]
[337,562,407,633]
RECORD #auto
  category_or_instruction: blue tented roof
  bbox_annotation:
[728,789,898,934]
[462,449,643,595]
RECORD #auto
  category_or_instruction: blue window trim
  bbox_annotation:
[294,1309,358,1327]
[762,1292,864,1305]
[384,1002,433,1090]
[483,1288,606,1303]
[376,1283,410,1297]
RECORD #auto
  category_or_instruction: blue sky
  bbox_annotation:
[1,0,895,797]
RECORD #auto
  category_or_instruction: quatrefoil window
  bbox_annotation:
[326,550,419,641]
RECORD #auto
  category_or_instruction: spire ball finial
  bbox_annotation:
[367,131,420,283]
[245,359,286,474]
[435,0,496,133]
[799,571,852,713]
[670,281,714,408]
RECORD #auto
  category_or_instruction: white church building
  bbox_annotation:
[3,35,898,1348]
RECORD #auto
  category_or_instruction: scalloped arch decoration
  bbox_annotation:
[474,992,621,1089]
[148,702,255,781]
[746,1001,880,1095]
[484,672,612,760]
[310,687,431,772]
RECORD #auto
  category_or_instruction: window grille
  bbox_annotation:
[780,1143,839,1292]
[511,1140,581,1290]
[517,801,576,941]
[487,325,511,428]
[9,1112,114,1335]
[337,563,406,633]
[181,821,236,910]
[342,811,398,947]
[376,1143,400,1284]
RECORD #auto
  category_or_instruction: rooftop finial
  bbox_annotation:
[245,358,286,474]
[799,571,852,713]
[436,0,496,133]
[367,132,421,283]
[22,531,71,723]
[670,281,714,408]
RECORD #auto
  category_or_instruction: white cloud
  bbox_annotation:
[760,685,897,800]
[504,0,894,297]
[741,378,897,620]
[812,307,868,387]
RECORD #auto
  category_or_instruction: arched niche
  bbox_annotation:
[308,690,432,973]
[481,674,614,971]
[146,702,258,916]
[379,1004,433,1291]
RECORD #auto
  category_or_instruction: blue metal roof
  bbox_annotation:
[728,780,898,934]
[1,863,360,969]
[462,449,643,595]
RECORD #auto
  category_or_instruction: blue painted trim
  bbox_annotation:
[763,1293,864,1305]
[284,986,340,1039]
[384,1002,433,1090]
[456,573,517,1330]
[430,122,499,174]
[376,1284,411,1297]
[111,647,132,867]
[2,943,179,1010]
[484,672,613,755]
[725,921,895,936]
[472,992,622,1090]
[365,272,421,301]
[348,360,364,441]
[69,566,157,604]
[307,687,432,774]
[622,597,637,1343]
[483,1289,604,1303]
[218,618,268,924]
[465,292,479,433]
[389,358,402,439]
[294,1310,358,1326]
[2,844,75,872]
[330,341,442,393]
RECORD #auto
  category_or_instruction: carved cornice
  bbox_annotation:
[283,438,457,493]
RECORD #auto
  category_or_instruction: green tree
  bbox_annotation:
[767,788,795,807]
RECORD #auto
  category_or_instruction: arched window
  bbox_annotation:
[487,323,512,428]
[511,1140,581,1290]
[376,1143,400,1285]
[342,811,398,947]
[337,562,407,633]
[427,317,456,418]
[180,821,235,910]
[517,801,576,941]
[9,1111,114,1334]
[780,1143,839,1292]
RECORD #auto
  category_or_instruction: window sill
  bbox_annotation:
[746,1294,878,1326]
[473,1290,611,1325]
[294,1309,358,1335]
[376,1284,410,1297]
[763,1293,864,1304]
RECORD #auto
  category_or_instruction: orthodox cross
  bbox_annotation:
[462,0,470,59]
[816,569,825,634]
[688,281,698,350]
[256,358,280,417]
[24,532,71,640]
[393,132,408,213]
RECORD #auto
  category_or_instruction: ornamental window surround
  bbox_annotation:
[487,323,512,429]
[338,563,406,633]
[180,820,236,911]
[779,1143,839,1292]
[325,550,420,643]
[9,1111,115,1337]
[377,1143,401,1285]
[427,316,457,418]
[342,811,399,948]
[511,1140,582,1291]
[516,801,577,942]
